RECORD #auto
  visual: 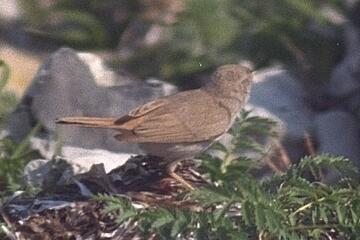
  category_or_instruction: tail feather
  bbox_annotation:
[56,116,120,129]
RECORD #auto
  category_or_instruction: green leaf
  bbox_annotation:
[310,229,323,240]
[10,123,42,160]
[191,187,231,205]
[211,142,228,153]
[195,212,210,240]
[289,213,296,226]
[150,208,174,229]
[115,208,137,224]
[299,154,358,178]
[40,9,108,47]
[281,0,327,23]
[319,207,328,224]
[336,204,346,225]
[351,208,359,224]
[312,207,318,225]
[94,194,137,224]
[254,204,265,229]
[242,200,253,225]
[0,60,10,92]
[170,210,190,238]
[214,201,232,222]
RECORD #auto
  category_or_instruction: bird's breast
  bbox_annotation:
[138,140,213,162]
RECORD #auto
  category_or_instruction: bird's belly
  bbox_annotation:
[138,141,213,162]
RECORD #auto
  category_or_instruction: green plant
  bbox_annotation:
[97,155,360,239]
[0,60,42,198]
[0,124,41,198]
[96,111,360,239]
[0,60,17,127]
[19,0,346,85]
[19,0,127,48]
[124,0,345,85]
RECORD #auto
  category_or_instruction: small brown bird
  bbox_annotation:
[56,64,253,189]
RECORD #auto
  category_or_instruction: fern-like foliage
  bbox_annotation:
[0,60,17,127]
[0,124,42,198]
[0,60,41,198]
[97,111,360,239]
[98,154,360,239]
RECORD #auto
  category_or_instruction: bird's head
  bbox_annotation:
[204,64,253,101]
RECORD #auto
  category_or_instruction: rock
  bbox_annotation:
[10,47,177,186]
[0,130,6,139]
[0,0,22,21]
[145,78,178,96]
[77,52,118,87]
[246,67,313,160]
[23,158,70,188]
[347,0,359,9]
[6,47,177,154]
[328,23,360,97]
[319,5,346,25]
[350,0,360,28]
[23,147,131,188]
[315,111,360,182]
[346,94,360,117]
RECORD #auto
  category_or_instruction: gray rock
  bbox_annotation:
[328,23,360,97]
[346,0,359,9]
[6,47,177,154]
[315,111,360,164]
[23,158,70,188]
[23,147,131,188]
[246,67,313,160]
[315,111,360,183]
[347,94,360,117]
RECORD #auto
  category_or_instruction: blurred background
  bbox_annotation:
[0,0,353,92]
[1,0,360,174]
[2,2,360,238]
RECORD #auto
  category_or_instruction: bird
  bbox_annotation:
[56,64,253,190]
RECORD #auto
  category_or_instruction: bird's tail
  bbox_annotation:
[56,116,120,129]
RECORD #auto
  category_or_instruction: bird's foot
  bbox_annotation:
[166,161,195,191]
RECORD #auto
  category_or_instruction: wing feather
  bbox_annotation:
[114,90,232,143]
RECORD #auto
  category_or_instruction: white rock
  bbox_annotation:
[23,147,131,188]
[145,78,178,96]
[0,0,22,21]
[30,137,130,169]
[61,146,130,173]
[77,52,118,87]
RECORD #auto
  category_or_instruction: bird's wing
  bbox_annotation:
[113,99,167,128]
[114,90,231,143]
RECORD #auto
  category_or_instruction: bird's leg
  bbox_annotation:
[166,160,195,190]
